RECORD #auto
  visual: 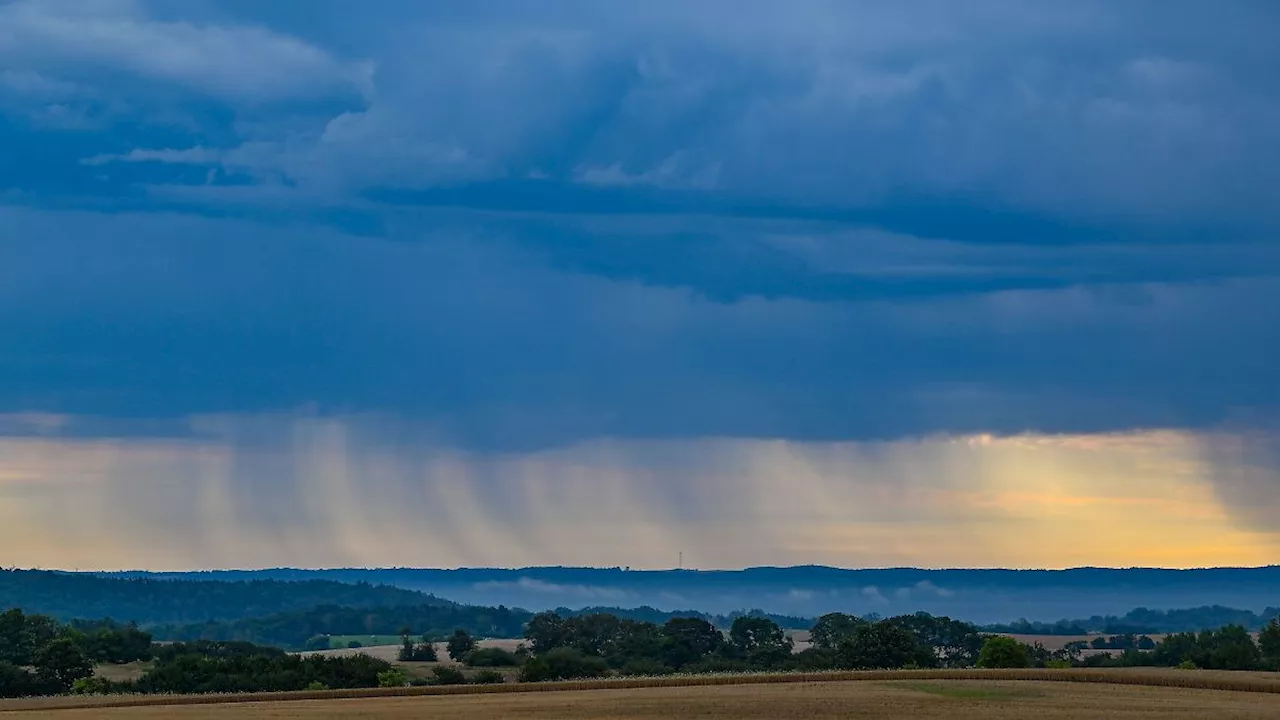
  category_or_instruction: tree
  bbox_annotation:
[518,647,608,682]
[32,638,94,692]
[659,618,724,669]
[728,616,792,666]
[447,630,477,662]
[977,636,1030,668]
[835,621,920,670]
[1260,619,1280,670]
[524,612,569,655]
[809,613,864,651]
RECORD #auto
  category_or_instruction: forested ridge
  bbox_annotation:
[0,570,444,624]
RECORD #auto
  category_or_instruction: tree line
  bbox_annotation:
[0,609,153,698]
[4,603,1280,699]
[0,569,438,625]
[982,605,1280,635]
[152,603,811,651]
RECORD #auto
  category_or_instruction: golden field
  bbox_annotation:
[5,678,1280,720]
[3,669,1280,718]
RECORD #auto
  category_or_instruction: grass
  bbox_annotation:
[5,677,1280,719]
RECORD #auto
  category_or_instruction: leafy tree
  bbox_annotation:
[977,636,1030,668]
[834,621,920,670]
[518,647,608,682]
[1260,618,1280,670]
[447,629,477,661]
[0,662,43,699]
[32,638,94,692]
[887,612,984,668]
[727,616,792,666]
[524,612,570,655]
[659,618,724,669]
[809,613,864,650]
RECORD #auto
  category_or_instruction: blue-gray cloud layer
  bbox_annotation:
[2,0,1279,449]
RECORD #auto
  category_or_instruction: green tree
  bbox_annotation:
[446,630,477,662]
[1260,619,1280,670]
[524,612,569,654]
[728,616,792,667]
[835,621,921,670]
[518,647,608,682]
[659,618,724,669]
[977,636,1030,669]
[809,613,864,651]
[32,638,94,692]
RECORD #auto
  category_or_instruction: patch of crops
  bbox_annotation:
[3,668,1279,713]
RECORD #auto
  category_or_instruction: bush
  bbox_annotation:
[304,636,331,652]
[617,658,673,676]
[377,669,407,688]
[1178,659,1198,670]
[681,657,750,674]
[466,647,520,667]
[347,641,363,649]
[431,666,467,685]
[519,648,609,682]
[472,669,505,685]
[70,676,113,695]
[977,636,1031,668]
[304,680,329,691]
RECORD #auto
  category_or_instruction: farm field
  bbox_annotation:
[5,677,1280,719]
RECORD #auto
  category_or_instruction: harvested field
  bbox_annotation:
[3,668,1280,715]
[5,677,1280,719]
[300,638,524,662]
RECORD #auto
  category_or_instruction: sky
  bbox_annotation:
[1,0,1279,571]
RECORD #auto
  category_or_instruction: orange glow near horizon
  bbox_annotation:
[0,417,1277,571]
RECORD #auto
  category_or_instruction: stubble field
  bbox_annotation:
[4,670,1280,719]
[5,679,1280,720]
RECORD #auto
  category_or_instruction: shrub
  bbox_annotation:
[1045,659,1072,669]
[70,676,113,695]
[977,636,1031,668]
[431,666,467,685]
[1178,659,1198,670]
[347,641,363,649]
[472,669,505,684]
[618,658,673,676]
[304,681,329,691]
[519,648,609,682]
[465,647,520,667]
[377,669,407,687]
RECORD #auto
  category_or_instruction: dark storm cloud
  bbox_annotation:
[1,0,1279,450]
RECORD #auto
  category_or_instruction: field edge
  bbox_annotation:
[3,668,1279,713]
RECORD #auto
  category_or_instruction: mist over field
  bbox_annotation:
[99,566,1280,625]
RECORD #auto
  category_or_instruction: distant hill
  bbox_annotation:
[94,565,1280,624]
[0,569,447,624]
